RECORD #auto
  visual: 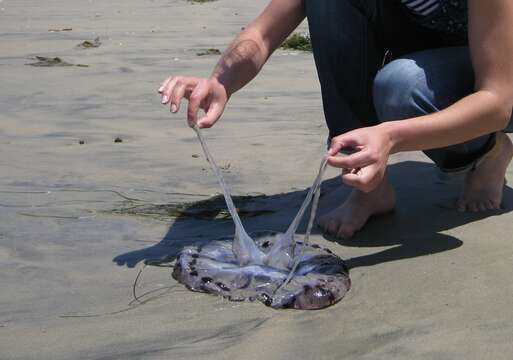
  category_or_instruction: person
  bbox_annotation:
[158,0,513,238]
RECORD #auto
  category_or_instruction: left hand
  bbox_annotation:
[327,125,393,193]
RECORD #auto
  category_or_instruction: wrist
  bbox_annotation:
[378,121,402,154]
[209,75,233,100]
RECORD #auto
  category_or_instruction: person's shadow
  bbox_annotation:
[113,161,513,270]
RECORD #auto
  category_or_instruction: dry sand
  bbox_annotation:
[1,0,513,359]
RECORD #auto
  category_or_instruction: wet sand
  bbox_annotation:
[1,0,513,359]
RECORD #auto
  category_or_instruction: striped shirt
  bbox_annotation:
[401,0,440,16]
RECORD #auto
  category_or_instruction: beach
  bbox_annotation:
[1,0,513,359]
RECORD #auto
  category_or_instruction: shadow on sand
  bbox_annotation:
[113,161,513,270]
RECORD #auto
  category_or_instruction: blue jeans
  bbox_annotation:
[304,0,512,172]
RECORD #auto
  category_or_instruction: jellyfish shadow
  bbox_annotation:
[113,161,513,270]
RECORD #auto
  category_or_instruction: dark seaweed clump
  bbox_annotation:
[77,37,101,49]
[281,33,312,52]
[196,48,221,56]
[25,56,88,67]
[110,193,275,221]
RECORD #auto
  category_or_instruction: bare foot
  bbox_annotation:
[458,132,513,212]
[318,174,396,238]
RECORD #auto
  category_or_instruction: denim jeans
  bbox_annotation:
[304,0,512,172]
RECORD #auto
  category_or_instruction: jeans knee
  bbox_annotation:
[373,58,433,121]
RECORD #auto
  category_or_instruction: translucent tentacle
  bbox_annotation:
[192,125,266,265]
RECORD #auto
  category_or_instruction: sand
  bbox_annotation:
[1,0,513,359]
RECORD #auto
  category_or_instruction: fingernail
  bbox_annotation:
[158,87,163,93]
[171,104,177,113]
[161,95,168,104]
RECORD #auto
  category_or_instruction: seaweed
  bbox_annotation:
[281,33,312,52]
[77,37,101,49]
[26,56,73,67]
[110,193,275,221]
[196,48,221,56]
[25,56,88,67]
[48,28,72,32]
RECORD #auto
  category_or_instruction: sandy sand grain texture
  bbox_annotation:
[1,0,513,359]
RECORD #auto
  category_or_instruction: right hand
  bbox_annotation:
[158,76,229,128]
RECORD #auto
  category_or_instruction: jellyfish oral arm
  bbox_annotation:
[192,125,266,265]
[265,157,328,269]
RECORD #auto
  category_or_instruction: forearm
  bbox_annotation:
[210,28,271,97]
[384,90,512,153]
[210,0,305,97]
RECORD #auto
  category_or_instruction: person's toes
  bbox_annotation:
[337,224,354,239]
[457,199,466,212]
[484,200,495,210]
[326,219,339,235]
[317,216,329,231]
[469,202,479,212]
[478,202,487,212]
[322,219,331,232]
[492,200,502,210]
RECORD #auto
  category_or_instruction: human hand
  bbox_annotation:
[327,125,393,193]
[158,76,229,128]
